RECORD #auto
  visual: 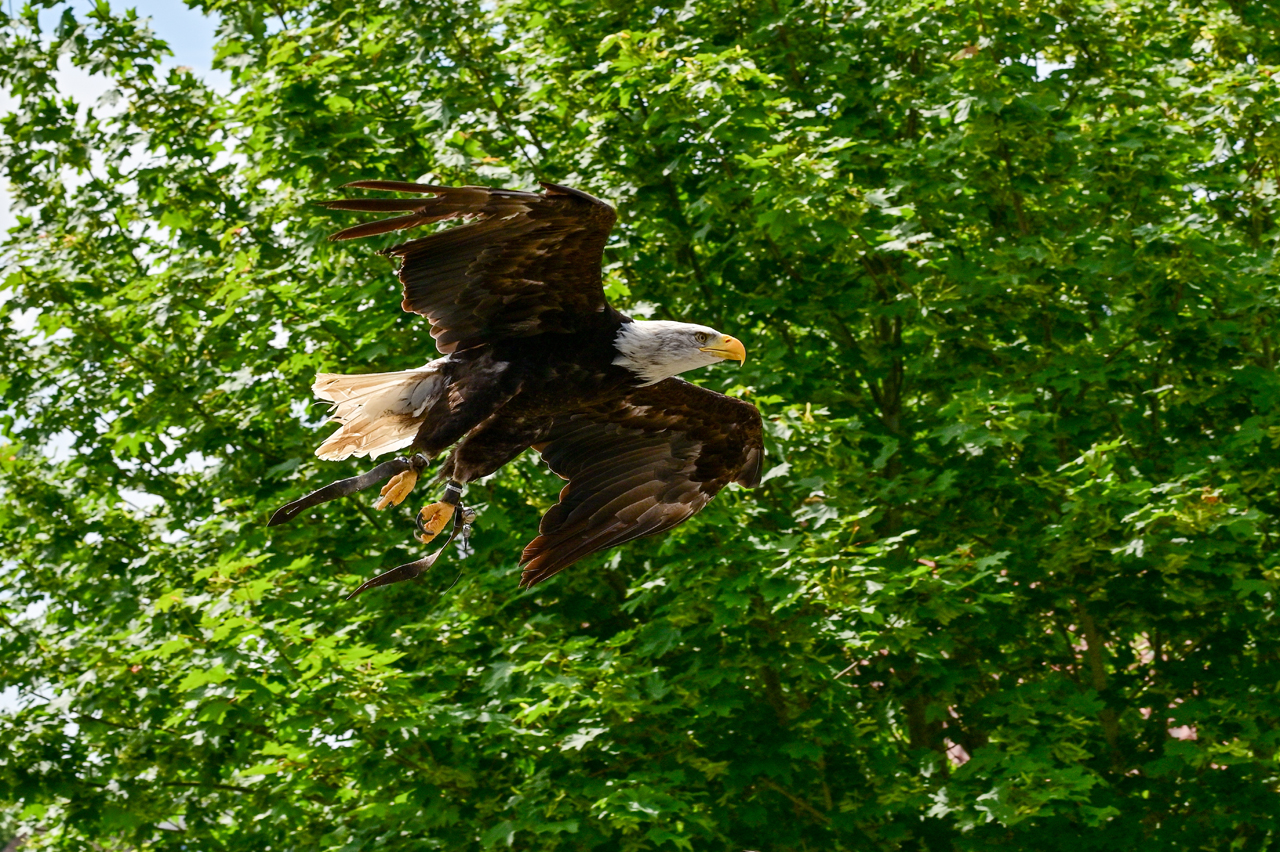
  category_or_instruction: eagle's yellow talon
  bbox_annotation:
[374,469,419,510]
[415,501,456,544]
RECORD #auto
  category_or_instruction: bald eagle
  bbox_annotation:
[269,181,763,596]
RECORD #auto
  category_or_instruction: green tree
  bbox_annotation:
[2,0,1279,848]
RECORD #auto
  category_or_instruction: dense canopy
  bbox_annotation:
[1,0,1279,849]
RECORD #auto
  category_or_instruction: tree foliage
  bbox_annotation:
[2,0,1280,848]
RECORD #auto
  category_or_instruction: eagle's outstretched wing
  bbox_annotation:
[318,181,618,354]
[519,380,764,588]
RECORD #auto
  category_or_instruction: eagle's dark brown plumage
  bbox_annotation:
[270,180,763,594]
[322,180,616,351]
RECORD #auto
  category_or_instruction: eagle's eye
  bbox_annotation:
[695,332,712,344]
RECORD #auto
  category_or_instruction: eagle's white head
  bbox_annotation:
[612,320,747,385]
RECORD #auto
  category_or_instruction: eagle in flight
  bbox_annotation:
[270,181,763,596]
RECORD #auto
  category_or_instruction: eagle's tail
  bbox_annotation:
[312,364,444,461]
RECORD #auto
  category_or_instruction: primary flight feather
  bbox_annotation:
[270,180,763,595]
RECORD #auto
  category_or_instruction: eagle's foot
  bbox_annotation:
[414,501,456,545]
[374,468,419,510]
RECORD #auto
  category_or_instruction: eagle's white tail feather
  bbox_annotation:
[312,364,444,461]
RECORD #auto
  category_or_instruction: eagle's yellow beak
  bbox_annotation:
[700,334,746,365]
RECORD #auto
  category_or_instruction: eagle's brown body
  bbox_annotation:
[272,181,763,590]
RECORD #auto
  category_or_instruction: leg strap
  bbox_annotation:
[268,453,429,527]
[346,494,473,600]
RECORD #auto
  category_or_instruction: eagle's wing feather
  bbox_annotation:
[318,182,617,354]
[519,380,763,588]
